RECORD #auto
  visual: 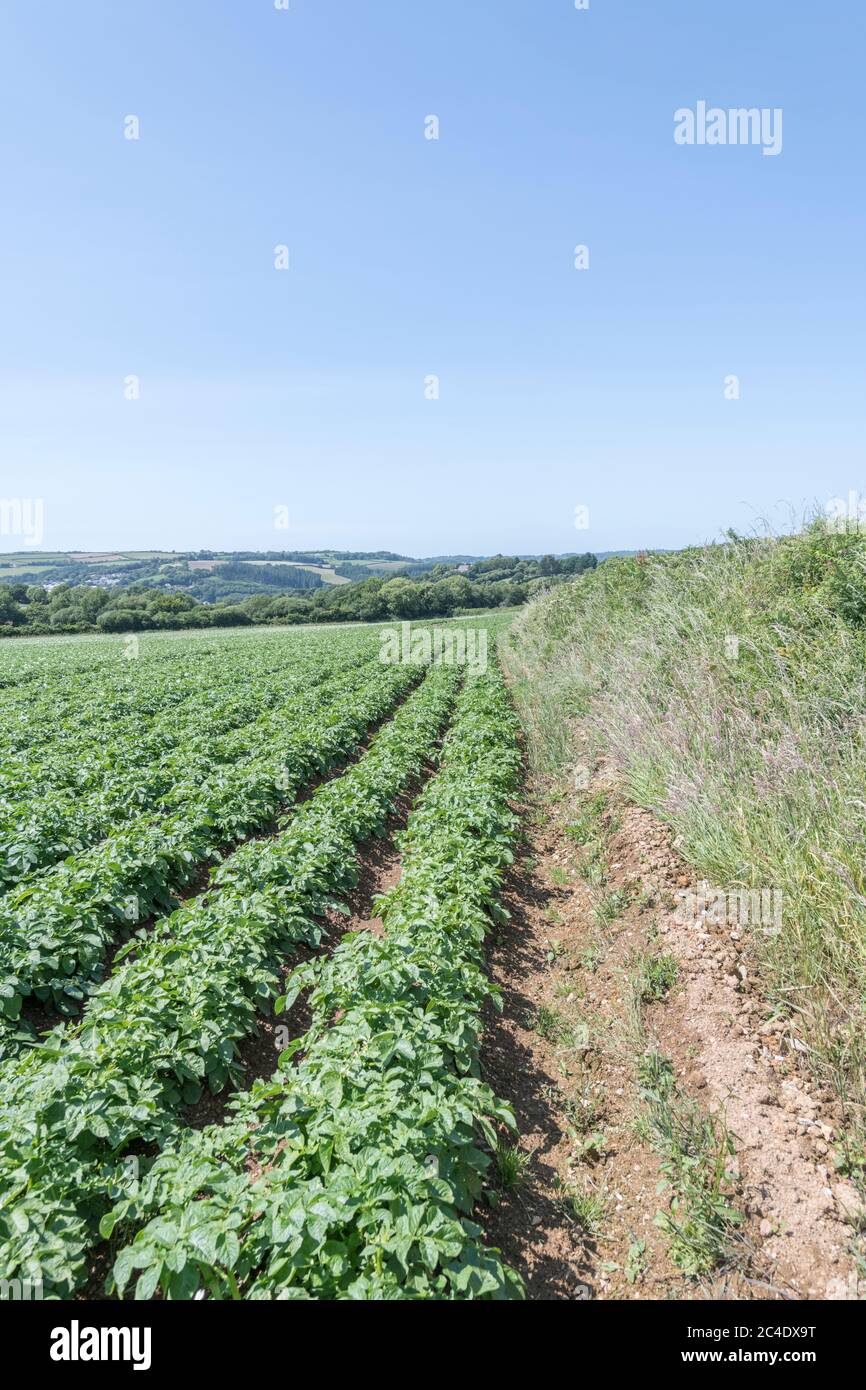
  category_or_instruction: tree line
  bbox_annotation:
[0,554,597,637]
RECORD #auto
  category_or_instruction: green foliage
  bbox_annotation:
[625,1236,647,1285]
[0,631,373,894]
[0,662,462,1294]
[501,523,866,1151]
[494,1141,531,1191]
[0,646,419,1041]
[211,561,324,591]
[0,648,525,1300]
[638,954,680,1003]
[100,671,524,1300]
[533,1005,571,1044]
[557,1183,607,1236]
[638,1051,740,1276]
[0,549,597,637]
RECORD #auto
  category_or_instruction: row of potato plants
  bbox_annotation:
[104,669,525,1301]
[0,640,368,892]
[0,630,370,831]
[0,656,417,1054]
[0,636,255,776]
[0,666,460,1297]
[0,628,367,802]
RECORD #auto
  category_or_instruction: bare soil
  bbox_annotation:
[480,770,864,1301]
[182,782,421,1132]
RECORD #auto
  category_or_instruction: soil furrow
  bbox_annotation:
[481,770,864,1301]
[183,779,425,1132]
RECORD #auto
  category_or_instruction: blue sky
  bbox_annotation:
[1,0,863,556]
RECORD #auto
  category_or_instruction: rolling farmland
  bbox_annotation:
[3,542,864,1312]
[0,619,523,1300]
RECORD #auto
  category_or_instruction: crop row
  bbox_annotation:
[0,630,372,811]
[0,666,460,1297]
[0,656,418,1053]
[103,669,524,1300]
[0,642,374,891]
[0,638,254,769]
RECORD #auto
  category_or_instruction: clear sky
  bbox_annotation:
[1,1,863,556]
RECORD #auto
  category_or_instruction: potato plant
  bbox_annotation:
[0,664,461,1297]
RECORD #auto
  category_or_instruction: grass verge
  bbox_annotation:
[499,523,866,1158]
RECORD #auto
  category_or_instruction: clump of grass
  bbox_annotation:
[638,953,680,1003]
[577,846,607,887]
[558,1182,608,1237]
[580,940,604,973]
[615,951,742,1276]
[532,1005,577,1046]
[592,886,631,928]
[554,978,580,1001]
[500,524,866,1146]
[638,1050,741,1276]
[494,1140,531,1192]
[564,794,609,844]
[632,1112,652,1143]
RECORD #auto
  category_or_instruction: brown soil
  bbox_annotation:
[182,783,420,1133]
[321,785,419,938]
[75,777,424,1302]
[80,779,427,1299]
[19,696,413,1041]
[480,769,864,1301]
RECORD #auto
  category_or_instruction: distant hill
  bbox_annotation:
[0,547,599,638]
[0,547,608,600]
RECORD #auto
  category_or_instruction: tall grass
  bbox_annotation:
[500,525,866,1129]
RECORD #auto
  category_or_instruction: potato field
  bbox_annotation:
[0,621,523,1300]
